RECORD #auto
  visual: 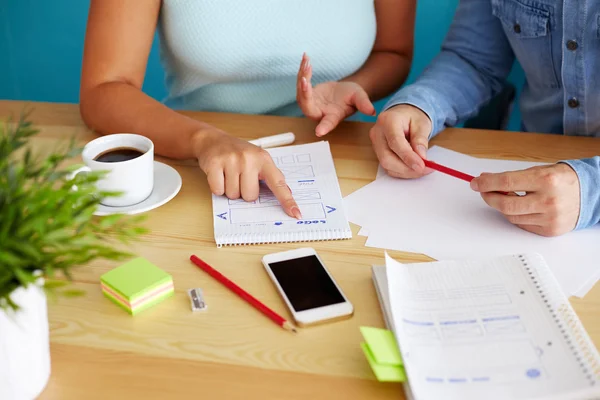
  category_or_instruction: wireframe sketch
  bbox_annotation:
[279,165,315,179]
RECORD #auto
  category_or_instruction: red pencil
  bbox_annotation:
[423,159,474,183]
[423,159,512,196]
[189,255,297,333]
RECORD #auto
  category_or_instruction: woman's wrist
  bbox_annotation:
[190,125,226,160]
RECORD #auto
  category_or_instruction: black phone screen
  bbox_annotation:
[269,255,346,312]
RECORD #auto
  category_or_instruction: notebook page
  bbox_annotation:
[384,253,597,400]
[211,141,351,246]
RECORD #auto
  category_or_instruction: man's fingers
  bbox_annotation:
[224,167,241,199]
[384,125,425,173]
[471,168,542,193]
[240,170,260,202]
[480,192,542,215]
[207,168,225,196]
[370,127,425,178]
[516,224,556,237]
[504,213,545,226]
[260,163,301,219]
[353,89,376,116]
[408,119,430,159]
[315,111,343,137]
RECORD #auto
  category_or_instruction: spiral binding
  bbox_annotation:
[518,254,600,387]
[215,227,352,247]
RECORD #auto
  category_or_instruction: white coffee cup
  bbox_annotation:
[72,134,154,207]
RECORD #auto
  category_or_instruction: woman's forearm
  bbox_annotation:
[80,82,211,160]
[342,51,411,102]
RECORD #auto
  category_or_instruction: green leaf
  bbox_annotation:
[44,280,69,290]
[0,251,23,268]
[99,214,125,229]
[61,289,85,298]
[13,268,35,286]
[6,240,43,263]
[43,228,73,243]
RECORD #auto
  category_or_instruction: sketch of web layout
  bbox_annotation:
[225,178,338,224]
[212,141,350,227]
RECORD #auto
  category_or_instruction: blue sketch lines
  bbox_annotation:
[440,319,483,339]
[228,198,256,205]
[259,189,321,204]
[483,315,525,335]
[296,153,311,163]
[403,318,439,339]
[279,165,315,179]
[281,155,295,164]
[219,147,335,224]
[270,151,314,178]
[292,190,321,201]
[273,152,312,166]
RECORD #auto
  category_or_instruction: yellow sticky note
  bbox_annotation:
[361,343,406,382]
[360,326,403,366]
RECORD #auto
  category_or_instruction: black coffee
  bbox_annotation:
[94,147,145,163]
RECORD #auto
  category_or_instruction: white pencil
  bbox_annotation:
[249,132,296,149]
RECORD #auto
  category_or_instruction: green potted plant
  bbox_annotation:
[0,113,147,399]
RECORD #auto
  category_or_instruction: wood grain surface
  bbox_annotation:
[1,100,599,400]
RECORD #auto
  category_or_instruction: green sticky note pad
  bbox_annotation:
[360,326,403,366]
[361,343,406,382]
[100,257,172,301]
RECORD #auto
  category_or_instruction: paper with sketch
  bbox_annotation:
[211,141,351,246]
[384,252,600,400]
[344,146,600,297]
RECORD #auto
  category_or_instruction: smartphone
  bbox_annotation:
[262,247,354,327]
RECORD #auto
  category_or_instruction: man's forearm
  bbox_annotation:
[382,0,516,138]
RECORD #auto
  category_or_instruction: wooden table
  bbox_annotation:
[1,100,599,400]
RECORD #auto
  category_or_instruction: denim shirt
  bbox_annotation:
[385,0,600,230]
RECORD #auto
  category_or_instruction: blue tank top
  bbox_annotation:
[157,0,377,116]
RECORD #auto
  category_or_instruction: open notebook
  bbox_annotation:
[211,141,351,246]
[372,253,600,400]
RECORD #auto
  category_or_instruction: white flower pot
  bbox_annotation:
[0,283,51,400]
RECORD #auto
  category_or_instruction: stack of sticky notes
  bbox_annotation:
[360,326,406,382]
[100,257,174,315]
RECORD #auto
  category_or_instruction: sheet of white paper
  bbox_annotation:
[384,252,600,400]
[211,141,351,246]
[363,212,600,297]
[346,147,600,297]
[574,269,600,298]
[357,228,369,237]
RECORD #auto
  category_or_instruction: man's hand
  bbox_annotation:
[296,53,375,137]
[369,104,433,178]
[192,129,301,219]
[470,164,580,236]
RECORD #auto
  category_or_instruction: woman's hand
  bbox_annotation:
[192,129,301,219]
[296,53,376,137]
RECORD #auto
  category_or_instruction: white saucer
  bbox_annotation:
[94,161,182,216]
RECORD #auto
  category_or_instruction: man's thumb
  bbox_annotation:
[410,126,429,159]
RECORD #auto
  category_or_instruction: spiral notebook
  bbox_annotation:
[372,253,600,400]
[211,141,352,246]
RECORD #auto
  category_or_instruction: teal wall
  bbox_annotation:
[0,0,166,103]
[0,0,523,131]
